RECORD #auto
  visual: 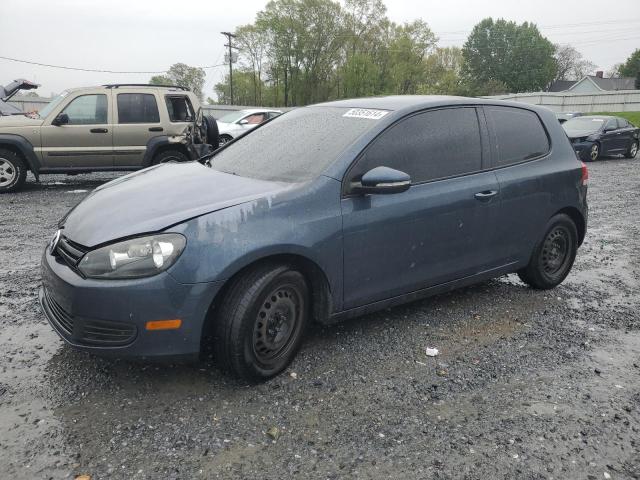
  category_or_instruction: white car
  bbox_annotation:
[217,109,282,144]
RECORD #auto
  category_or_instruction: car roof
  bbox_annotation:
[311,95,549,114]
[570,115,613,120]
[239,108,282,114]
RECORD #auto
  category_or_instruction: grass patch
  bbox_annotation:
[591,111,640,126]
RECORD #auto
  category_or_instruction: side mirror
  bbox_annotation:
[352,166,411,195]
[52,113,69,126]
[238,119,249,125]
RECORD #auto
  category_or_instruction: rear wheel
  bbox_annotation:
[213,263,309,381]
[518,214,578,290]
[625,140,638,159]
[0,148,27,193]
[152,149,188,165]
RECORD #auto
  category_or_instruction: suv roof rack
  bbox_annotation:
[103,84,189,91]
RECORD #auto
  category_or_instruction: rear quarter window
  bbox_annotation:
[486,106,550,167]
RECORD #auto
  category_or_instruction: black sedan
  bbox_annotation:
[563,115,639,161]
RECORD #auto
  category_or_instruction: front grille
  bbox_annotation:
[43,287,73,336]
[81,319,137,346]
[55,236,87,270]
[42,288,137,347]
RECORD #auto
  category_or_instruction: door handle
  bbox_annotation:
[149,127,164,132]
[474,190,498,202]
[90,128,108,133]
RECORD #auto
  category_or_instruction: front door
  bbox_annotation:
[40,93,113,168]
[112,91,163,166]
[341,107,501,310]
[600,118,623,154]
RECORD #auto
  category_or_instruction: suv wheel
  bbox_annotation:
[625,141,638,159]
[203,115,219,150]
[518,214,578,290]
[213,263,309,382]
[0,148,27,193]
[152,149,188,165]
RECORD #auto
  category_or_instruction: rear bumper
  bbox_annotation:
[40,248,224,359]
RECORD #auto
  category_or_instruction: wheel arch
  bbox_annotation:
[554,206,586,246]
[200,253,333,350]
[142,136,191,167]
[0,134,41,179]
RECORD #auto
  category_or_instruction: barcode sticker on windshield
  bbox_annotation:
[343,108,389,120]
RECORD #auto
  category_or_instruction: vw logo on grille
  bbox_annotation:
[50,229,61,253]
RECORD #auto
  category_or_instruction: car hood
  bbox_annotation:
[216,121,236,133]
[0,113,42,126]
[564,127,600,139]
[60,162,292,247]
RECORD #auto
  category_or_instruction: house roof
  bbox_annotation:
[547,80,576,92]
[568,75,637,92]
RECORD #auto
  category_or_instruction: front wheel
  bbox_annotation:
[586,142,600,162]
[0,148,27,194]
[625,141,638,159]
[518,214,578,290]
[213,263,309,381]
[219,135,233,146]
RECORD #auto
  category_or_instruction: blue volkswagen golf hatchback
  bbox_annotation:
[41,96,588,380]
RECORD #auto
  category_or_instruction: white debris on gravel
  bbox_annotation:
[426,347,439,357]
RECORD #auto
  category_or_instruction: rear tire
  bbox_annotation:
[152,149,188,165]
[203,115,219,150]
[0,148,27,193]
[518,214,578,290]
[625,140,638,159]
[213,263,309,382]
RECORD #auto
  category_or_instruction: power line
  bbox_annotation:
[0,55,227,74]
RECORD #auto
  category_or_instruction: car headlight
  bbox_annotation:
[78,233,186,279]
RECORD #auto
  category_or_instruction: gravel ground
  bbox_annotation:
[1,157,639,480]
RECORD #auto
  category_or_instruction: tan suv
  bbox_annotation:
[0,84,217,193]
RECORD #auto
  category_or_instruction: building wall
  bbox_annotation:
[483,90,640,113]
[568,78,601,94]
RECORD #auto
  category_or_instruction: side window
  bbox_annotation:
[605,118,617,131]
[117,93,159,124]
[165,96,194,122]
[486,107,549,167]
[245,113,266,124]
[351,108,482,184]
[617,118,628,129]
[61,94,108,125]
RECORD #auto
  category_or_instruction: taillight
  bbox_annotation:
[580,161,589,186]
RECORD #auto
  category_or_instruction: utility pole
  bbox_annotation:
[221,32,238,105]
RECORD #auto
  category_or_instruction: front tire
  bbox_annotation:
[625,140,638,159]
[518,214,578,290]
[219,134,233,146]
[586,142,600,162]
[213,263,309,381]
[0,148,27,194]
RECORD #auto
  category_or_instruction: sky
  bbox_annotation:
[1,0,638,100]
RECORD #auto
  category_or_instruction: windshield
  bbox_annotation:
[563,117,605,135]
[210,107,382,182]
[218,111,248,124]
[37,91,69,119]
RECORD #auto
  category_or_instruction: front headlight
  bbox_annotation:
[78,233,186,279]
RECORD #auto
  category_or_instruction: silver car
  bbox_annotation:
[217,108,282,144]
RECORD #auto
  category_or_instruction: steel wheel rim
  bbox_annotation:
[541,226,570,275]
[631,143,638,158]
[590,144,599,161]
[253,284,302,363]
[0,158,16,187]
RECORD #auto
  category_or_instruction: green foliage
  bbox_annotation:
[592,111,640,126]
[461,18,556,93]
[149,63,206,100]
[619,49,640,78]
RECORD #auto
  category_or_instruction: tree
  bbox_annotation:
[461,18,556,93]
[149,63,206,100]
[553,44,595,81]
[619,49,640,77]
